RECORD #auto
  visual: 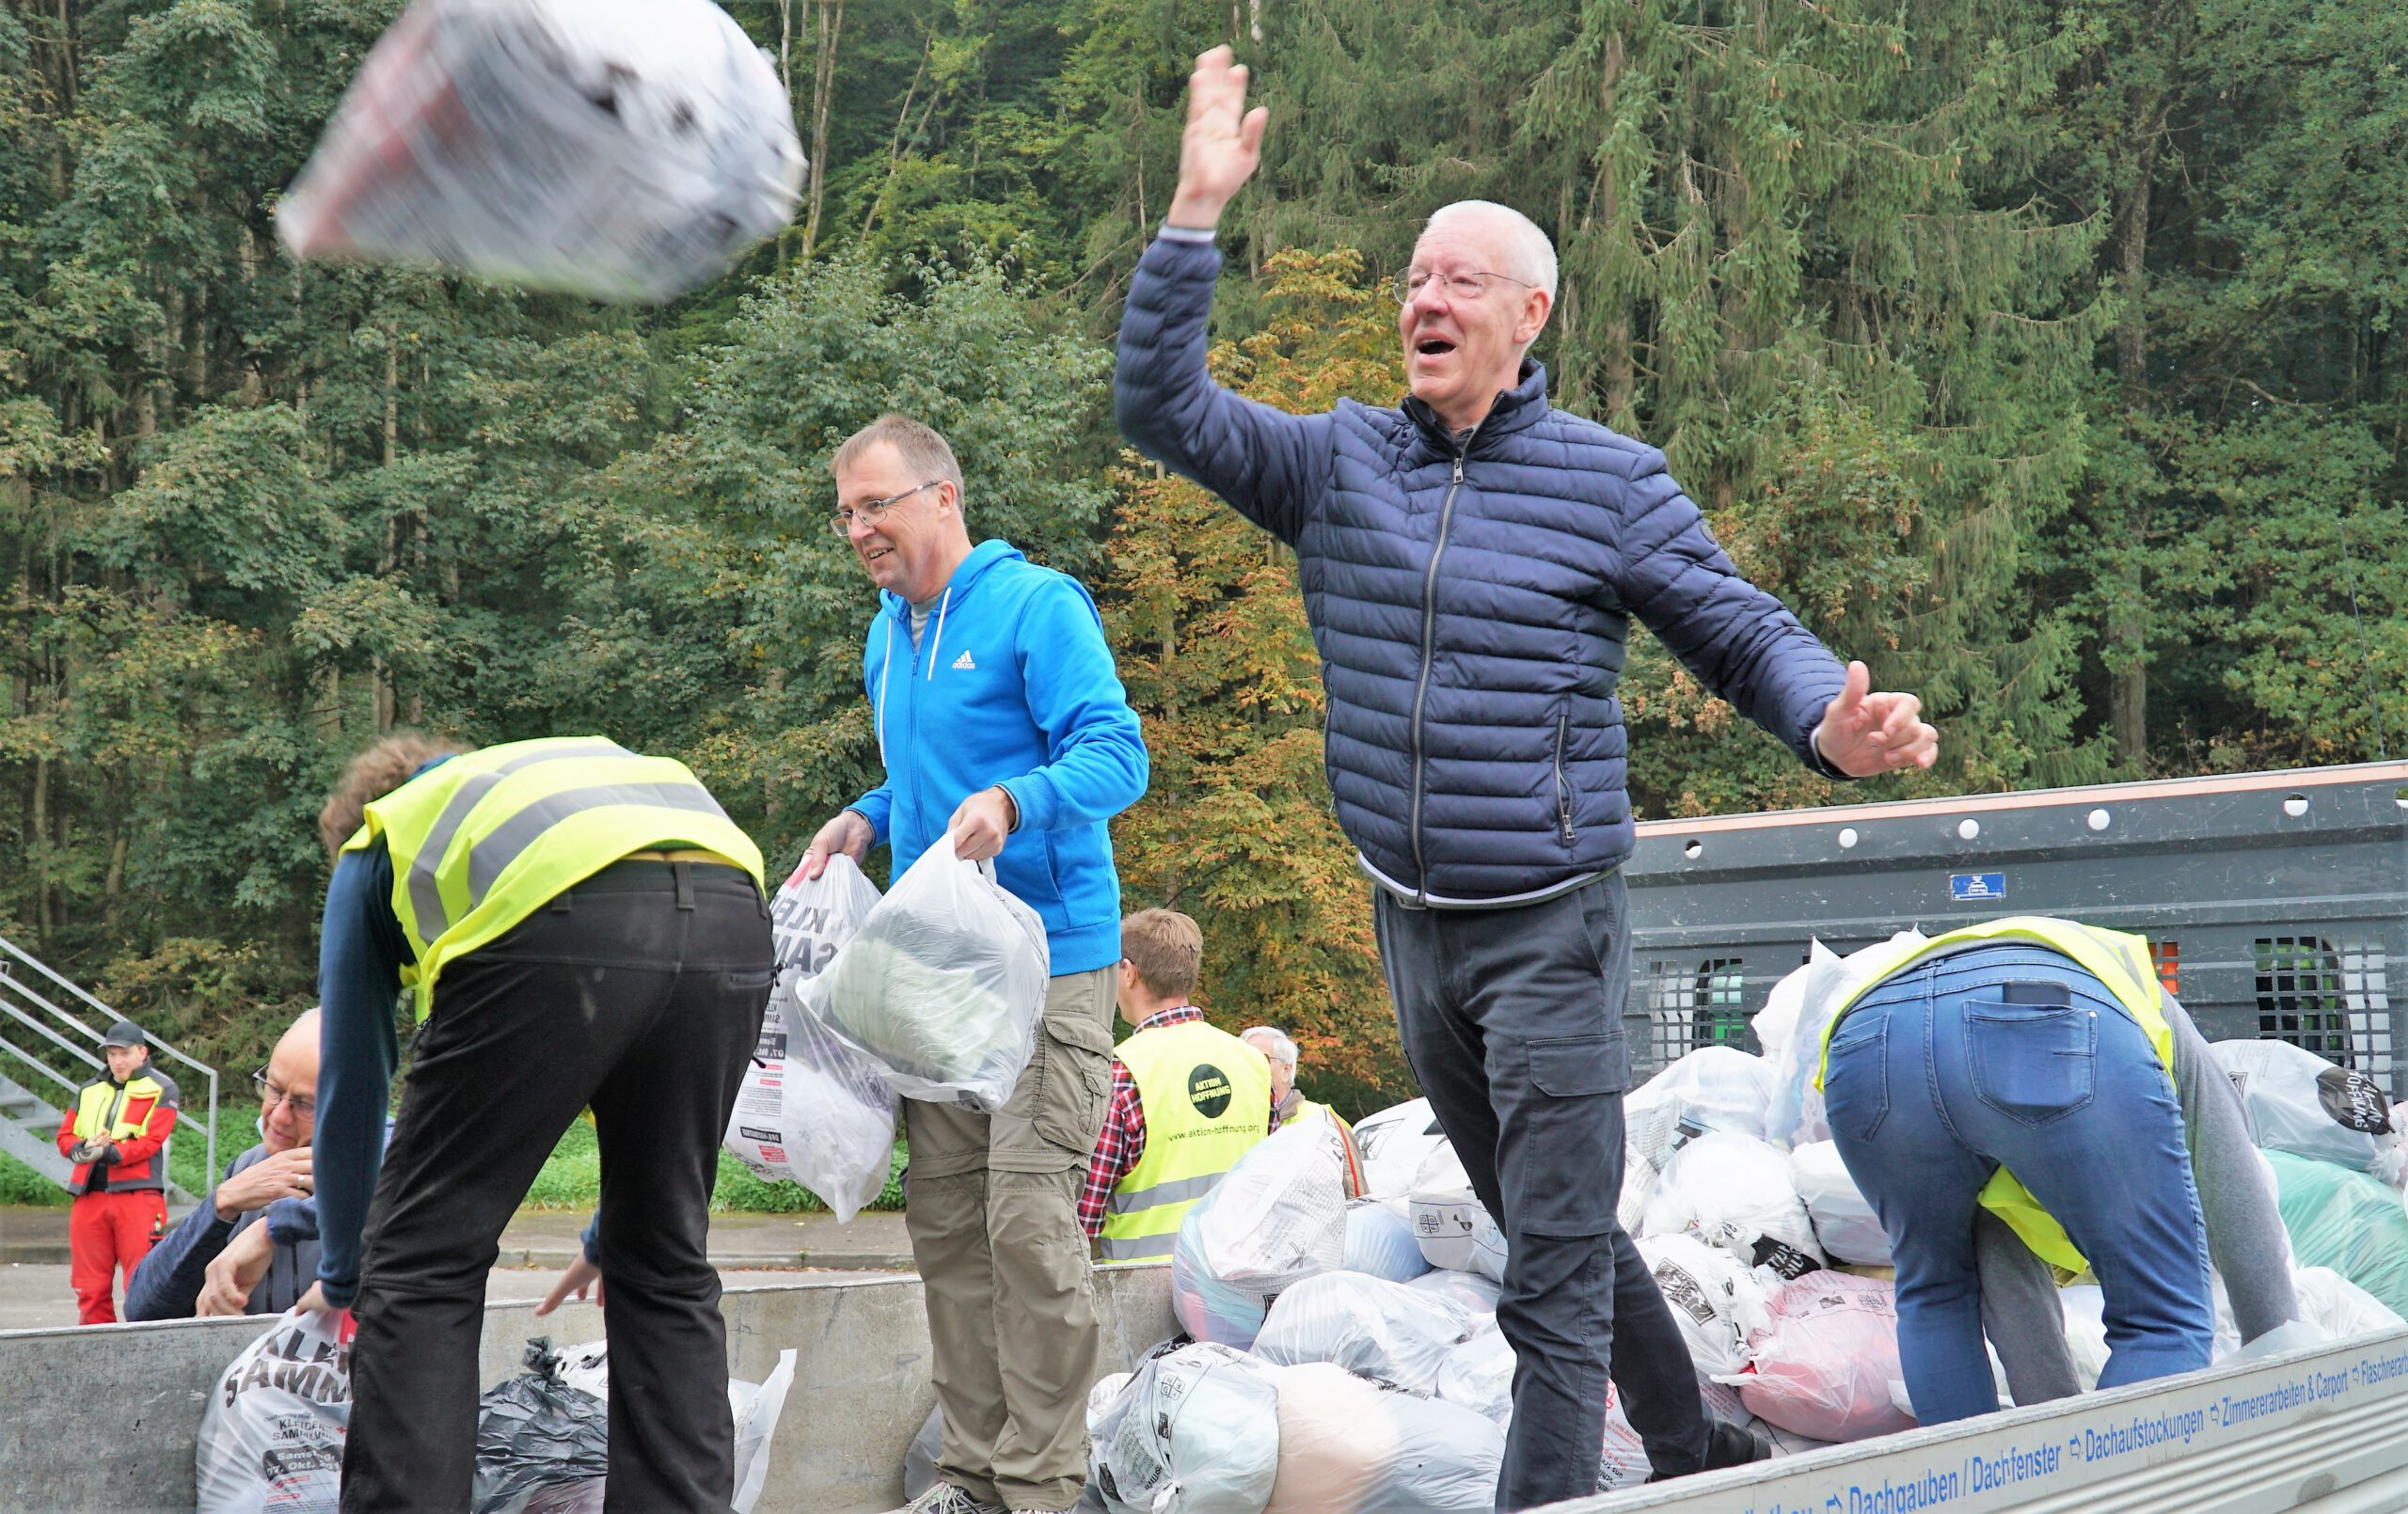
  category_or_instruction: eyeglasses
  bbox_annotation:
[252,1068,316,1121]
[830,480,943,537]
[1392,269,1535,306]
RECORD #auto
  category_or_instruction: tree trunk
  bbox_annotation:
[801,0,846,260]
[2107,100,2164,771]
[374,338,400,733]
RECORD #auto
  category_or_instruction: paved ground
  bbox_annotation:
[0,1206,913,1333]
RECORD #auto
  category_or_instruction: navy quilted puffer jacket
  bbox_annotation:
[1115,234,1849,906]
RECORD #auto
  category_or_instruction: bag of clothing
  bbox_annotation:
[278,0,804,302]
[1432,1322,1514,1426]
[1171,1121,1354,1348]
[1253,1271,1477,1393]
[1788,1141,1892,1266]
[722,856,897,1221]
[2213,1040,2403,1180]
[1641,1132,1826,1279]
[1405,1268,1502,1317]
[1341,1200,1432,1283]
[816,839,1049,1112]
[1757,935,1928,1151]
[1262,1362,1505,1514]
[2292,1265,2406,1340]
[197,1308,355,1514]
[1621,1048,1778,1232]
[1638,1232,1771,1379]
[1353,1097,1450,1215]
[2265,1150,2408,1318]
[1090,1342,1283,1514]
[1720,1271,1915,1443]
[1409,1143,1508,1283]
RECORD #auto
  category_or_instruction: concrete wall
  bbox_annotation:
[0,1264,1174,1514]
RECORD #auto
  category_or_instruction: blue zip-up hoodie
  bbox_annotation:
[848,539,1149,974]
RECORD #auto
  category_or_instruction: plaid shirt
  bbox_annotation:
[1077,1007,1281,1238]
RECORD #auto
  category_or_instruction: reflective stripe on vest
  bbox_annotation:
[345,736,767,1019]
[1099,1021,1273,1263]
[1814,915,2177,1273]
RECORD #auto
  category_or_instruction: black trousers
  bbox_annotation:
[341,861,774,1514]
[1374,871,1709,1512]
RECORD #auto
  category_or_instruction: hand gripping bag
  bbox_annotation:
[1263,1362,1505,1514]
[813,837,1049,1112]
[1089,1342,1282,1514]
[2212,1040,2403,1179]
[724,855,896,1221]
[1638,1231,1772,1379]
[1252,1270,1476,1392]
[1720,1270,1916,1442]
[278,0,805,302]
[197,1308,356,1514]
[1172,1120,1353,1348]
[1789,1141,1893,1266]
[1641,1131,1827,1279]
[1409,1143,1508,1282]
[1341,1199,1433,1283]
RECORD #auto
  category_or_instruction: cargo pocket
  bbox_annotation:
[1966,994,2097,1128]
[1517,1032,1628,1238]
[1033,1010,1117,1154]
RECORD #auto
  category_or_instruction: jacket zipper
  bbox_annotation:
[1408,436,1474,901]
[1553,712,1575,846]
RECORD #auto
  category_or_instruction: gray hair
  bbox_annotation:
[1241,1025,1299,1070]
[832,413,966,504]
[1422,200,1559,301]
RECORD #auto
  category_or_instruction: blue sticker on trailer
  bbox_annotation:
[1951,872,2006,902]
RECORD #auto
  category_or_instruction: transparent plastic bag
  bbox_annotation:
[1353,1096,1449,1214]
[1253,1270,1476,1393]
[1638,1231,1772,1379]
[1090,1342,1283,1514]
[1263,1363,1504,1514]
[1641,1131,1826,1279]
[1789,1141,1893,1266]
[197,1308,355,1514]
[1341,1200,1432,1283]
[814,837,1049,1112]
[279,0,805,302]
[1622,1047,1778,1230]
[724,856,897,1221]
[1405,1268,1502,1317]
[1720,1270,1915,1443]
[2212,1039,2402,1178]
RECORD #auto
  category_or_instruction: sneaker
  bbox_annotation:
[887,1484,1009,1514]
[1644,1419,1775,1483]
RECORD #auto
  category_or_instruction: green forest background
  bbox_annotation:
[1,0,2402,1156]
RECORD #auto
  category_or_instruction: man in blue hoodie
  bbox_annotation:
[797,413,1149,1514]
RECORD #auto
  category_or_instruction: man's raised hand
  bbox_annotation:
[1812,660,1941,778]
[1167,46,1268,230]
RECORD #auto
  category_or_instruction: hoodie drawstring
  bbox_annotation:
[874,617,895,767]
[924,588,954,680]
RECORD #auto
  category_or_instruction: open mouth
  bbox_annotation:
[1415,337,1457,358]
[863,545,894,564]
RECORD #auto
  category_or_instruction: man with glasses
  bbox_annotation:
[1113,47,1940,1512]
[128,1008,329,1319]
[794,413,1147,1514]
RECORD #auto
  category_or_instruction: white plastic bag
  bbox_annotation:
[1406,1268,1502,1317]
[2211,1039,2402,1179]
[1641,1132,1826,1279]
[2293,1265,2405,1339]
[815,837,1049,1112]
[1172,1120,1353,1348]
[279,0,805,302]
[198,1309,354,1514]
[1639,1232,1772,1379]
[1761,934,1927,1150]
[1409,1143,1508,1282]
[1263,1363,1505,1514]
[1353,1097,1450,1215]
[1342,1200,1432,1283]
[1789,1141,1892,1266]
[1622,1047,1777,1230]
[2059,1284,2111,1392]
[1090,1342,1282,1514]
[729,1350,799,1514]
[1721,1270,1915,1442]
[723,857,897,1221]
[1253,1271,1476,1393]
[1433,1323,1515,1426]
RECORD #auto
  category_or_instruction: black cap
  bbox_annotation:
[101,1019,148,1050]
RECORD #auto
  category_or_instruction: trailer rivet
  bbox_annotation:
[1837,828,1859,849]
[2087,808,2111,831]
[1684,840,1703,860]
[2283,794,2310,818]
[1956,818,1980,840]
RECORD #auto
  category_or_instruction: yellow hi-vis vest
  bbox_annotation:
[342,736,766,1019]
[1098,1020,1274,1262]
[1815,915,2176,1273]
[71,1073,173,1143]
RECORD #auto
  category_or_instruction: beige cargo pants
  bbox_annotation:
[904,966,1117,1512]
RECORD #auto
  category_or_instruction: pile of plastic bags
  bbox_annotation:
[279,0,806,302]
[1172,1119,1354,1347]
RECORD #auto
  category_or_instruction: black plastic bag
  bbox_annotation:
[470,1338,610,1514]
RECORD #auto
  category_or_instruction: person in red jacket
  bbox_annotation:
[58,1019,180,1323]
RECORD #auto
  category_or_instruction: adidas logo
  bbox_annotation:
[951,650,976,671]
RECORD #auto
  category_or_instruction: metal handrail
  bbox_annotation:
[0,1029,86,1097]
[0,933,219,1197]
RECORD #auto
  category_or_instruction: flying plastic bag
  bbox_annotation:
[1172,1120,1353,1348]
[197,1308,355,1514]
[1789,1141,1893,1266]
[723,855,896,1221]
[2212,1040,2403,1180]
[815,838,1049,1112]
[1409,1143,1508,1283]
[1090,1342,1283,1514]
[1263,1363,1504,1514]
[1354,1097,1450,1214]
[1621,1047,1777,1228]
[1341,1200,1432,1283]
[1639,1232,1772,1379]
[1641,1131,1826,1279]
[1253,1270,1477,1393]
[1721,1270,1915,1443]
[278,0,805,302]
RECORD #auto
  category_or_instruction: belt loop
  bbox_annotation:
[673,861,695,911]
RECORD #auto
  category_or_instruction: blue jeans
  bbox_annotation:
[1823,943,2212,1425]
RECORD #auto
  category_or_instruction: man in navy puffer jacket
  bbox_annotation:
[1115,48,1940,1511]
